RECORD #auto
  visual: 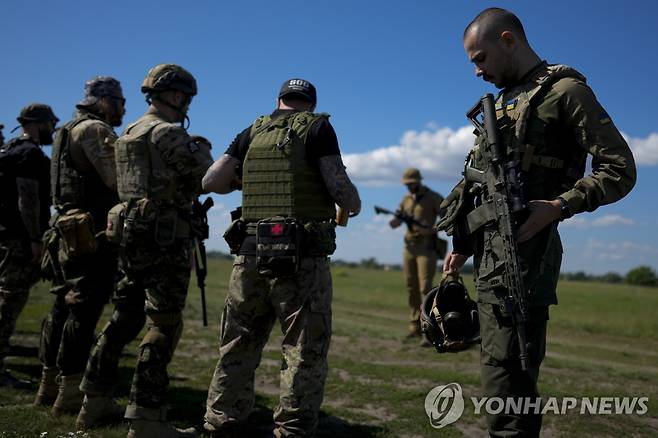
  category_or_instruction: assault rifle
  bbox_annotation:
[465,93,530,371]
[374,206,429,229]
[192,197,214,327]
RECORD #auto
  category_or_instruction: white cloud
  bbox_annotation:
[624,132,658,166]
[343,125,658,187]
[343,125,474,186]
[579,238,658,262]
[590,214,635,227]
[563,214,636,228]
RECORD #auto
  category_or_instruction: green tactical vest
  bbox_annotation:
[115,114,170,202]
[491,63,589,202]
[51,112,119,229]
[241,111,336,223]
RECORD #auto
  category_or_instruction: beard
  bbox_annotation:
[38,128,54,145]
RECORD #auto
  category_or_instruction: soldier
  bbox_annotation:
[202,78,361,437]
[34,77,125,417]
[76,64,212,437]
[440,8,636,437]
[389,168,444,342]
[0,104,57,387]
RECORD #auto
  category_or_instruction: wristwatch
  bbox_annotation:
[556,197,573,221]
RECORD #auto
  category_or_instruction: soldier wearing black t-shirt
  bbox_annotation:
[202,79,360,437]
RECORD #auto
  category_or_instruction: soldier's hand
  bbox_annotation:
[30,241,43,262]
[389,217,401,228]
[517,199,562,243]
[443,251,468,274]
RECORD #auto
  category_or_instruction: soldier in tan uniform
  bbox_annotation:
[440,8,637,436]
[34,77,125,417]
[389,168,444,340]
[0,104,57,388]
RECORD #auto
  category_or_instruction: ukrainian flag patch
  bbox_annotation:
[599,110,611,125]
[505,99,517,111]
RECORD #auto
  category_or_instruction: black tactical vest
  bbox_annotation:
[0,137,50,240]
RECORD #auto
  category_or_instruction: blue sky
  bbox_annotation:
[1,0,656,275]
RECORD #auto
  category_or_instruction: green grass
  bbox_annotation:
[1,259,657,437]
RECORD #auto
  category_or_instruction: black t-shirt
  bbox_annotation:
[225,109,341,175]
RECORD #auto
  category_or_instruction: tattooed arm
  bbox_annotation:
[318,155,361,215]
[16,177,43,260]
[202,154,243,194]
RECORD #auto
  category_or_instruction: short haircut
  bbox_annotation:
[463,8,527,42]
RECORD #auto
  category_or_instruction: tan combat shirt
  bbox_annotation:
[68,114,118,191]
[398,185,444,240]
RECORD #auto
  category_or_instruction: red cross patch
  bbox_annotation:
[271,223,284,235]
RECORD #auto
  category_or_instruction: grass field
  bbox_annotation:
[1,258,657,437]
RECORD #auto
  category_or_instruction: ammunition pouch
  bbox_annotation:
[302,221,337,256]
[106,202,128,245]
[256,217,301,277]
[54,209,97,260]
[120,199,190,248]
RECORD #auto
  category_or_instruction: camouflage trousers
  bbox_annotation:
[204,256,333,438]
[39,238,117,376]
[0,239,40,370]
[115,237,192,421]
[403,241,437,335]
[479,303,549,438]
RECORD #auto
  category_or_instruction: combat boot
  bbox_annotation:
[51,373,84,416]
[75,394,124,430]
[33,366,59,406]
[127,419,197,438]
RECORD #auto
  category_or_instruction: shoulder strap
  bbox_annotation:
[515,64,586,143]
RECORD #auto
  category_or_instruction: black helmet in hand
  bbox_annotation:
[421,273,480,353]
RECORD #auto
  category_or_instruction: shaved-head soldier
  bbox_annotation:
[440,8,636,437]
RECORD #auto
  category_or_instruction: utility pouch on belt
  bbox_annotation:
[256,217,300,277]
[154,208,178,246]
[54,209,97,258]
[223,219,247,254]
[303,221,337,256]
[106,202,127,245]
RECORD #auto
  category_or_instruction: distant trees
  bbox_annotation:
[560,266,657,287]
[625,266,658,287]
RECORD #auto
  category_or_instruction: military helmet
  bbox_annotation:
[401,167,422,184]
[17,103,59,125]
[141,63,197,96]
[78,76,124,107]
[421,274,480,353]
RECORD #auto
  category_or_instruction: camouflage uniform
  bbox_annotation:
[39,107,121,380]
[396,179,444,336]
[80,65,212,427]
[206,256,332,437]
[205,79,352,438]
[442,62,636,436]
[0,105,55,378]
